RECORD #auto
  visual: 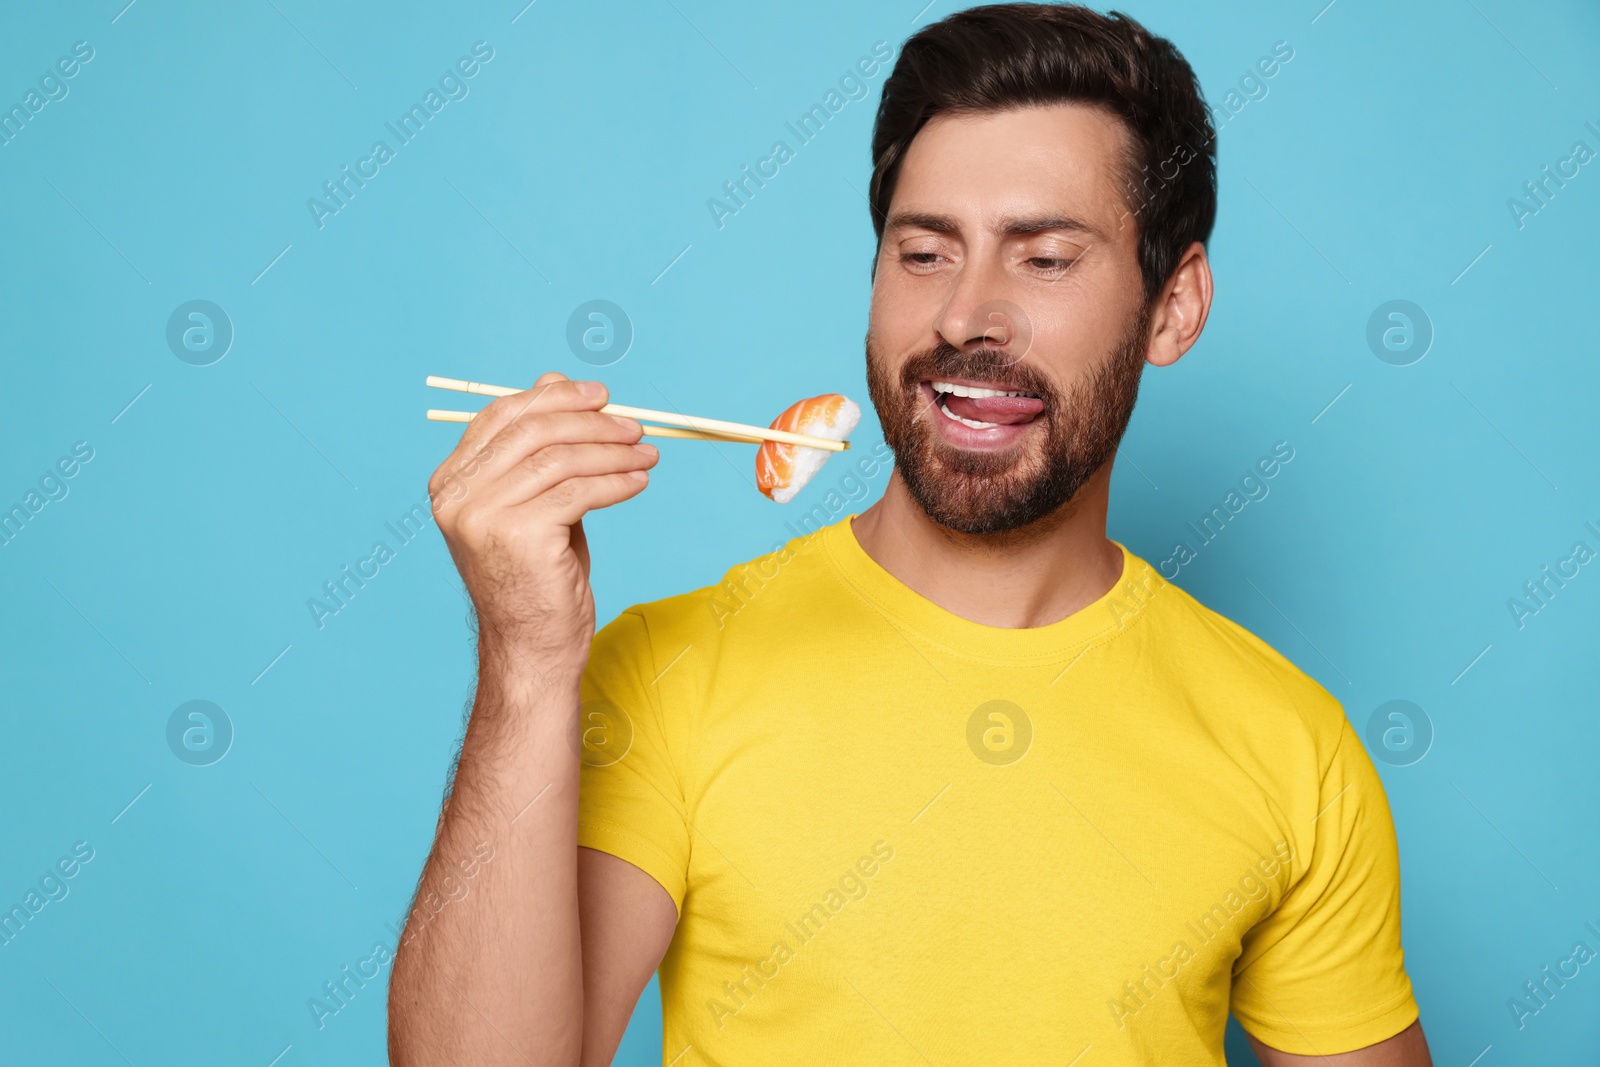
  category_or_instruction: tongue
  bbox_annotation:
[943,392,1045,425]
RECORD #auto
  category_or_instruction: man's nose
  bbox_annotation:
[936,263,1033,361]
[934,268,1030,361]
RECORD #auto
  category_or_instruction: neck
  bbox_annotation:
[851,465,1123,629]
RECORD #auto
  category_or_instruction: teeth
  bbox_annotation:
[931,380,1036,399]
[938,396,999,430]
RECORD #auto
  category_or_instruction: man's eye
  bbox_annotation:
[902,251,947,271]
[1030,256,1077,272]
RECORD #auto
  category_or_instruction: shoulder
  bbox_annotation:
[1141,567,1349,754]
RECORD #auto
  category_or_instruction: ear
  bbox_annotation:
[1144,242,1213,368]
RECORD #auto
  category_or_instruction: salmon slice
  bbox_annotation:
[756,394,861,504]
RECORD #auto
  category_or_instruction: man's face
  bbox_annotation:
[866,104,1152,535]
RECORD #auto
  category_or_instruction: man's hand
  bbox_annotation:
[428,371,657,669]
[1249,1020,1432,1066]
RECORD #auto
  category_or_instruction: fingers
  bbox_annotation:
[533,469,653,527]
[458,410,646,497]
[458,375,609,456]
[484,442,659,508]
[428,373,623,505]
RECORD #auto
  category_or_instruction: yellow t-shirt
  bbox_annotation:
[578,516,1418,1064]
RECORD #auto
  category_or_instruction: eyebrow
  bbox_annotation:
[884,210,1107,243]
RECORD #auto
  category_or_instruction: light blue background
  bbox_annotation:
[2,0,1597,1063]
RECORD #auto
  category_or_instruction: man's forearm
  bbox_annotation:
[389,642,586,1066]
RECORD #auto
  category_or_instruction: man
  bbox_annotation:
[391,5,1430,1065]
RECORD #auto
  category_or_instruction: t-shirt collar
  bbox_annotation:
[819,514,1165,666]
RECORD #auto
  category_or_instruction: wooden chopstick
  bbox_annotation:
[425,409,764,444]
[425,375,847,452]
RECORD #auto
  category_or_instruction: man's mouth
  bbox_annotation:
[925,378,1047,430]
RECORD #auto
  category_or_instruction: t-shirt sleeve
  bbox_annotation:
[1230,714,1420,1055]
[576,608,691,914]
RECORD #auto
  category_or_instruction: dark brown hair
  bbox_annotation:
[869,3,1217,301]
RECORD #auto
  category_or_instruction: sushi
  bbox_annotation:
[756,394,861,504]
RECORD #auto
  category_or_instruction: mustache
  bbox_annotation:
[898,342,1058,404]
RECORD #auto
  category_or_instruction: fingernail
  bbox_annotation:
[578,380,605,399]
[628,469,649,483]
[633,443,658,457]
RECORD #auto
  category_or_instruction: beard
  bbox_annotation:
[865,303,1150,536]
